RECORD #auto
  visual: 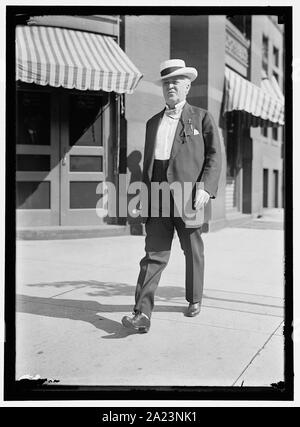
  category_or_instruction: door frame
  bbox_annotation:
[59,90,117,226]
[16,83,60,227]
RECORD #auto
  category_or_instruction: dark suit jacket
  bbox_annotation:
[141,102,222,228]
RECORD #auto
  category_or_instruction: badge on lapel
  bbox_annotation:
[182,119,199,141]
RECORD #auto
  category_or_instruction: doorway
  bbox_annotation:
[273,169,279,208]
[225,115,243,213]
[263,168,269,208]
[16,83,116,227]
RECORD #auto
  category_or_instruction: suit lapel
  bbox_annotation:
[145,102,195,178]
[145,109,164,180]
[169,102,193,161]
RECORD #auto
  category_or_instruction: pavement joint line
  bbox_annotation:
[160,286,284,300]
[17,257,128,270]
[203,295,283,309]
[17,259,145,274]
[51,285,90,298]
[151,316,284,335]
[198,304,283,318]
[230,319,284,386]
[204,288,284,299]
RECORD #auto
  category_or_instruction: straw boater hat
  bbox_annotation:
[157,59,198,83]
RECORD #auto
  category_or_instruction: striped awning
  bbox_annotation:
[16,25,143,94]
[223,67,284,126]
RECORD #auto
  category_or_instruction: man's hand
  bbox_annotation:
[194,188,210,210]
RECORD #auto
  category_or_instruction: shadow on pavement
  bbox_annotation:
[20,280,283,322]
[16,293,186,339]
[24,280,283,308]
[25,280,187,300]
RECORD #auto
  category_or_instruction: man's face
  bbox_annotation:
[162,75,191,107]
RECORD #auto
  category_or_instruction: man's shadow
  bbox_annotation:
[17,280,186,339]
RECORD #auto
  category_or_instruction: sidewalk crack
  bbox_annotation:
[231,320,284,386]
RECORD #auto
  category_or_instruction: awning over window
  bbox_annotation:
[223,67,284,126]
[16,25,143,94]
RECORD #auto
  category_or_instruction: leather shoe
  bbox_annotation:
[122,313,150,333]
[185,302,201,317]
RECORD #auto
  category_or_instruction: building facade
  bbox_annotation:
[15,14,285,232]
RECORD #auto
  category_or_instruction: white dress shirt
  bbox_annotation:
[154,100,186,160]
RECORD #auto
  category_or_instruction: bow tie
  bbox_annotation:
[165,107,183,119]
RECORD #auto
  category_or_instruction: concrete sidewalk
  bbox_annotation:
[15,209,284,387]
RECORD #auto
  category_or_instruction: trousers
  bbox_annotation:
[133,160,204,318]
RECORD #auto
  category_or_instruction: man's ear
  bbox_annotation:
[186,81,191,95]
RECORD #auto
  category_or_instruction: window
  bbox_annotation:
[226,15,251,39]
[69,93,108,147]
[261,126,268,138]
[16,91,51,145]
[16,181,50,209]
[272,127,278,141]
[262,35,269,73]
[273,46,279,67]
[69,181,102,209]
[262,36,269,61]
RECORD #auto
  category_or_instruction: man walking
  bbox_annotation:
[122,59,222,333]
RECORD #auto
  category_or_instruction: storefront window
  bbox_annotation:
[70,155,103,172]
[16,154,51,171]
[16,91,50,145]
[69,93,108,147]
[16,181,50,209]
[69,181,102,209]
